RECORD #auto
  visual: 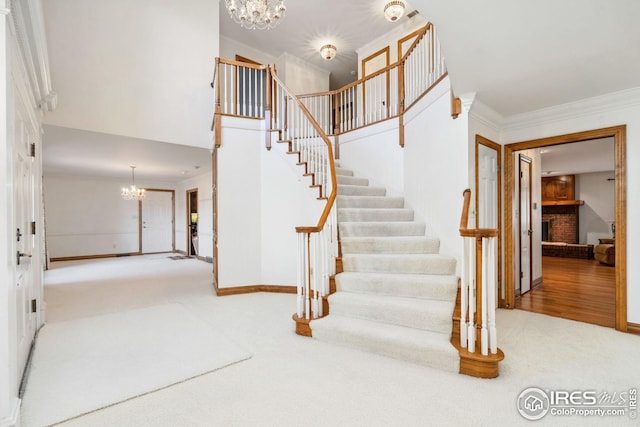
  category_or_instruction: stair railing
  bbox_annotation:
[296,23,446,137]
[459,189,499,356]
[268,66,338,326]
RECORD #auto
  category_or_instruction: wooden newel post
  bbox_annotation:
[398,62,405,148]
[333,92,340,159]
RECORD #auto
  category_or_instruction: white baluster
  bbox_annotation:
[488,236,498,354]
[467,238,476,353]
[460,237,469,347]
[481,237,489,356]
[297,232,304,318]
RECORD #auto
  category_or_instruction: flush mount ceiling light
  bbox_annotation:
[384,1,406,22]
[121,166,145,201]
[320,44,337,60]
[224,0,286,30]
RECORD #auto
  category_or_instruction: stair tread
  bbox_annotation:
[335,273,458,300]
[329,291,454,311]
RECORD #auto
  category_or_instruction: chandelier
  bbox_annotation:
[384,1,405,22]
[320,44,337,60]
[224,0,287,30]
[121,166,145,201]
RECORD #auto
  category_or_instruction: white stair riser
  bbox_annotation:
[337,175,369,186]
[335,273,458,301]
[337,196,405,209]
[328,296,454,334]
[335,167,353,176]
[338,185,386,196]
[340,222,426,237]
[341,237,439,254]
[338,208,414,222]
[342,255,456,275]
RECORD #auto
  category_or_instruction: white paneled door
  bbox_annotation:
[14,117,37,381]
[519,155,532,295]
[141,190,174,253]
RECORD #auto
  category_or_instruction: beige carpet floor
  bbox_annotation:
[23,254,640,426]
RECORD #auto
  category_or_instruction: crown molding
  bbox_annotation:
[468,98,505,133]
[502,87,640,132]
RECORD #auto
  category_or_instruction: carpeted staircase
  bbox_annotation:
[311,164,460,372]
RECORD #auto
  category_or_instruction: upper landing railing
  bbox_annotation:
[211,23,448,145]
[298,23,446,141]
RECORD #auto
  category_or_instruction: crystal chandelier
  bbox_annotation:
[224,0,286,30]
[320,44,337,60]
[121,166,145,201]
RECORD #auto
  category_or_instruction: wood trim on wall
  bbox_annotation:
[475,135,503,304]
[503,125,627,331]
[628,322,640,336]
[216,285,297,296]
[397,28,423,61]
[50,253,142,262]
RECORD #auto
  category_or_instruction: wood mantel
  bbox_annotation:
[541,200,584,206]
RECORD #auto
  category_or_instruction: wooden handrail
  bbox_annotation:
[399,23,430,63]
[459,189,498,238]
[269,67,337,233]
[217,57,268,70]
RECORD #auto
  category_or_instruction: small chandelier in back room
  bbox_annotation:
[121,166,145,201]
[224,0,287,30]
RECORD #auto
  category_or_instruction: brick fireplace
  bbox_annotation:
[541,175,592,259]
[542,205,579,243]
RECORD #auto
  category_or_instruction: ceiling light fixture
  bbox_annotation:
[384,1,405,22]
[320,44,337,60]
[224,0,286,30]
[121,166,145,201]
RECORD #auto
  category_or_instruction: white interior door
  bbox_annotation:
[478,144,498,229]
[141,191,174,253]
[519,155,532,294]
[14,119,36,379]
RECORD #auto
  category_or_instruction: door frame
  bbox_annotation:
[186,188,198,257]
[138,188,176,254]
[475,135,502,302]
[518,154,533,296]
[503,125,627,331]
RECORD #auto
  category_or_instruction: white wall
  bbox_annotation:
[216,116,323,288]
[220,35,278,65]
[44,176,176,258]
[175,170,214,259]
[500,87,640,324]
[276,52,330,95]
[42,0,219,149]
[338,118,404,196]
[577,171,616,245]
[403,77,470,263]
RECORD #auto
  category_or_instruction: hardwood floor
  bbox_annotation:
[515,256,616,328]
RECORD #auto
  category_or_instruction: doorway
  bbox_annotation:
[518,154,532,295]
[187,188,198,257]
[140,189,175,254]
[503,126,627,331]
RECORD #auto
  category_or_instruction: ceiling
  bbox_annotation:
[537,138,614,177]
[219,0,423,89]
[40,0,640,181]
[42,125,212,182]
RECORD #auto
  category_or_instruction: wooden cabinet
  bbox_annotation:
[542,175,574,201]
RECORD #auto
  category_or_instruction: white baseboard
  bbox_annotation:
[0,398,21,427]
